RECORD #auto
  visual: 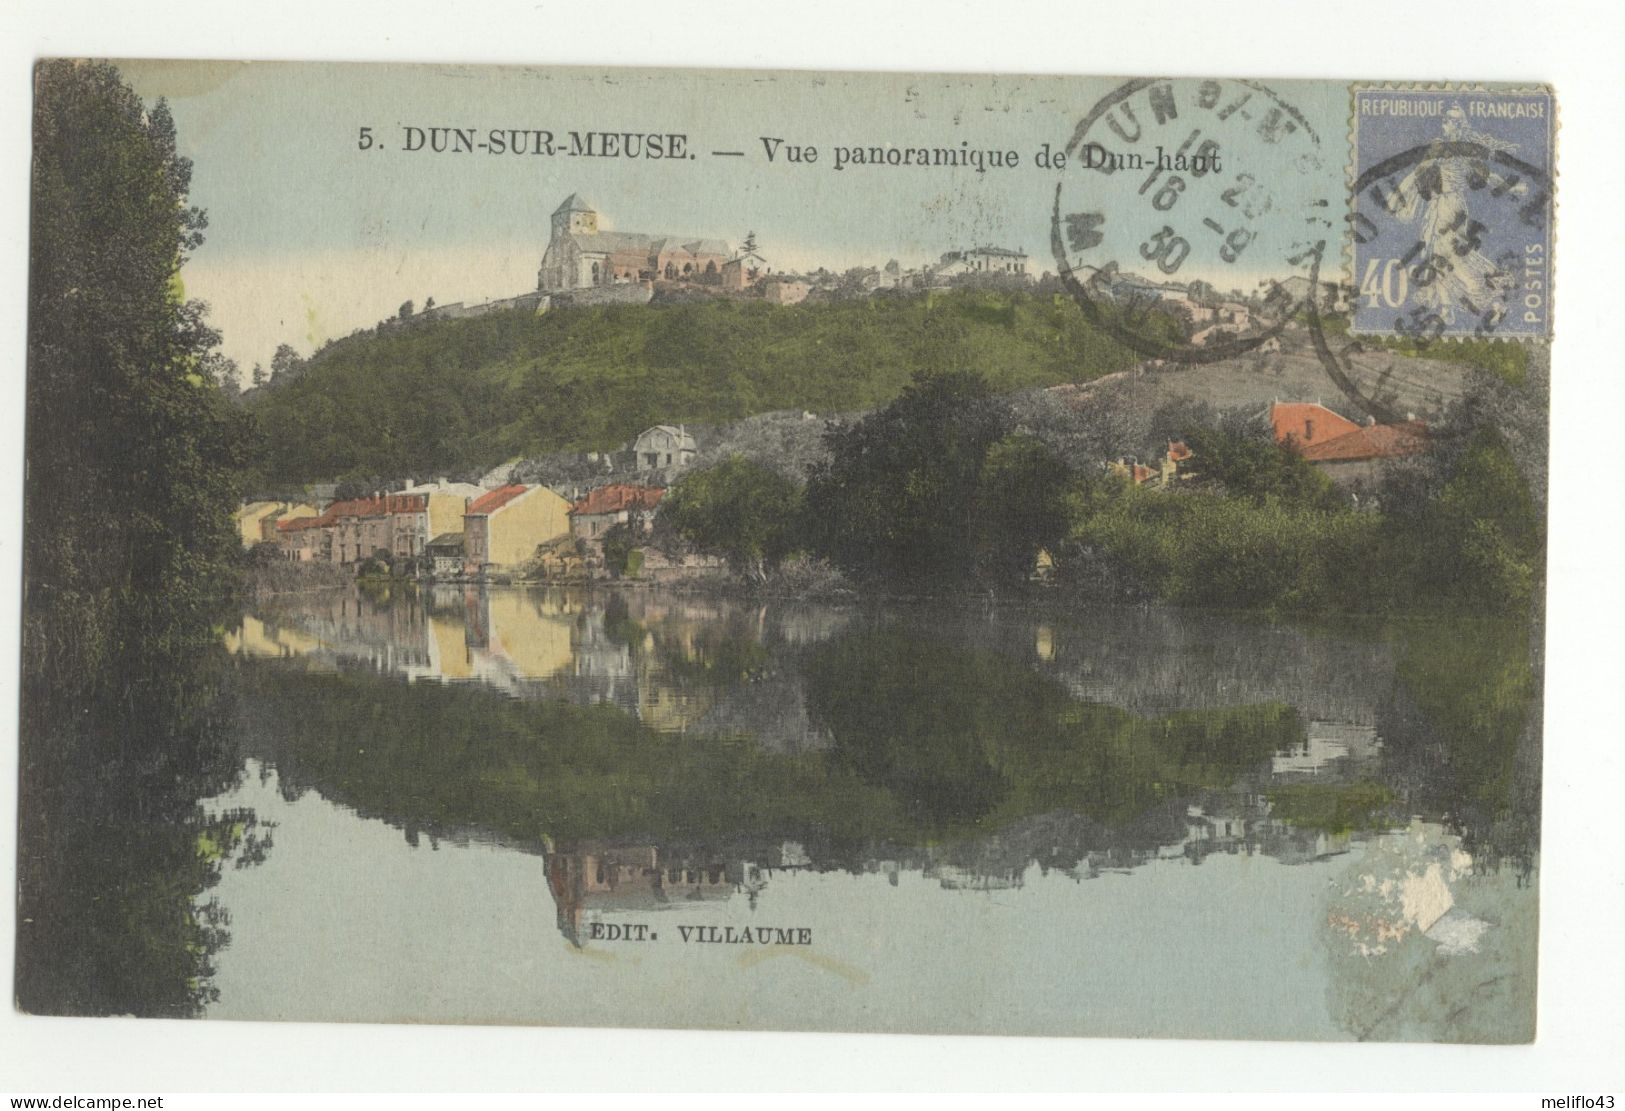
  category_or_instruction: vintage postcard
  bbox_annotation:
[17,61,1551,1042]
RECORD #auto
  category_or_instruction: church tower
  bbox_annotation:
[551,193,598,238]
[539,193,599,291]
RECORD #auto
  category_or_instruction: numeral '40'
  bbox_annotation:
[1360,258,1410,309]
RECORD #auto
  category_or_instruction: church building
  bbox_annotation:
[538,194,732,291]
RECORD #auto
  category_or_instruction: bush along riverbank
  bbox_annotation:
[656,368,1544,623]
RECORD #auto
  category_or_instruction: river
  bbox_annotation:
[20,583,1542,1041]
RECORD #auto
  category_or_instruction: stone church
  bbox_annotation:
[537,194,732,291]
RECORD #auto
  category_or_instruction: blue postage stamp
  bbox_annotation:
[1351,86,1554,339]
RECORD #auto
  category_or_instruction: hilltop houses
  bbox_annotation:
[1109,441,1195,489]
[721,244,770,292]
[931,246,1030,282]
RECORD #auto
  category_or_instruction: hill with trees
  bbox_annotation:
[244,288,1154,487]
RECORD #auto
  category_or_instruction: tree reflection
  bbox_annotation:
[240,623,1308,857]
[1379,614,1540,876]
[805,625,1305,832]
[16,649,266,1017]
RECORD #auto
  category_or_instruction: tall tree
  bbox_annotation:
[662,456,803,582]
[22,60,261,1017]
[269,341,302,383]
[804,370,1068,591]
[25,60,253,706]
[200,351,240,400]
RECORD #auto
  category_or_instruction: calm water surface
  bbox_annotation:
[187,584,1538,1040]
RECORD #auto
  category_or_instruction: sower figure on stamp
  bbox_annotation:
[1385,104,1528,329]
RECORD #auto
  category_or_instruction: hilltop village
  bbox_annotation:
[393,192,1039,321]
[235,192,1444,586]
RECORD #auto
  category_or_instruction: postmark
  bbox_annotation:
[1350,86,1554,340]
[1050,77,1340,365]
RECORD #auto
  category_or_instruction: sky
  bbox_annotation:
[119,61,1354,373]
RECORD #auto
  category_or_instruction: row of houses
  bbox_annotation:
[246,477,671,579]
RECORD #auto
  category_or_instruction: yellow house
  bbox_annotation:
[463,484,572,574]
[235,501,322,548]
[264,503,321,541]
[234,501,285,548]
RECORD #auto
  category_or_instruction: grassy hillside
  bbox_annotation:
[246,288,1152,486]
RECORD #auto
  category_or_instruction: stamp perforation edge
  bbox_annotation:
[1343,80,1557,345]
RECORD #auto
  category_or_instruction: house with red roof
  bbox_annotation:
[1269,402,1364,449]
[1107,458,1157,486]
[570,484,666,539]
[462,484,572,576]
[1160,440,1194,486]
[275,510,336,563]
[1270,402,1428,485]
[1108,441,1194,489]
[326,494,428,565]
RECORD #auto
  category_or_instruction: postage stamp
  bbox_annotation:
[1350,86,1555,340]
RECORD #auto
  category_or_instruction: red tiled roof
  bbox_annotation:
[1167,440,1193,463]
[277,512,334,532]
[570,483,666,517]
[467,484,529,515]
[1299,421,1429,462]
[1270,402,1363,447]
[327,494,426,519]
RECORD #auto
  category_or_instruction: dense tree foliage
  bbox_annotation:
[25,60,254,709]
[662,455,803,580]
[1064,390,1543,617]
[1177,422,1341,509]
[803,371,1075,591]
[245,289,1146,487]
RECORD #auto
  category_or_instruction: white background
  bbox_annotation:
[2,0,1622,1093]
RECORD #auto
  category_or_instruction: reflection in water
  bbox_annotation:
[238,584,847,751]
[212,584,1542,1040]
[16,645,270,1017]
[25,582,1538,1039]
